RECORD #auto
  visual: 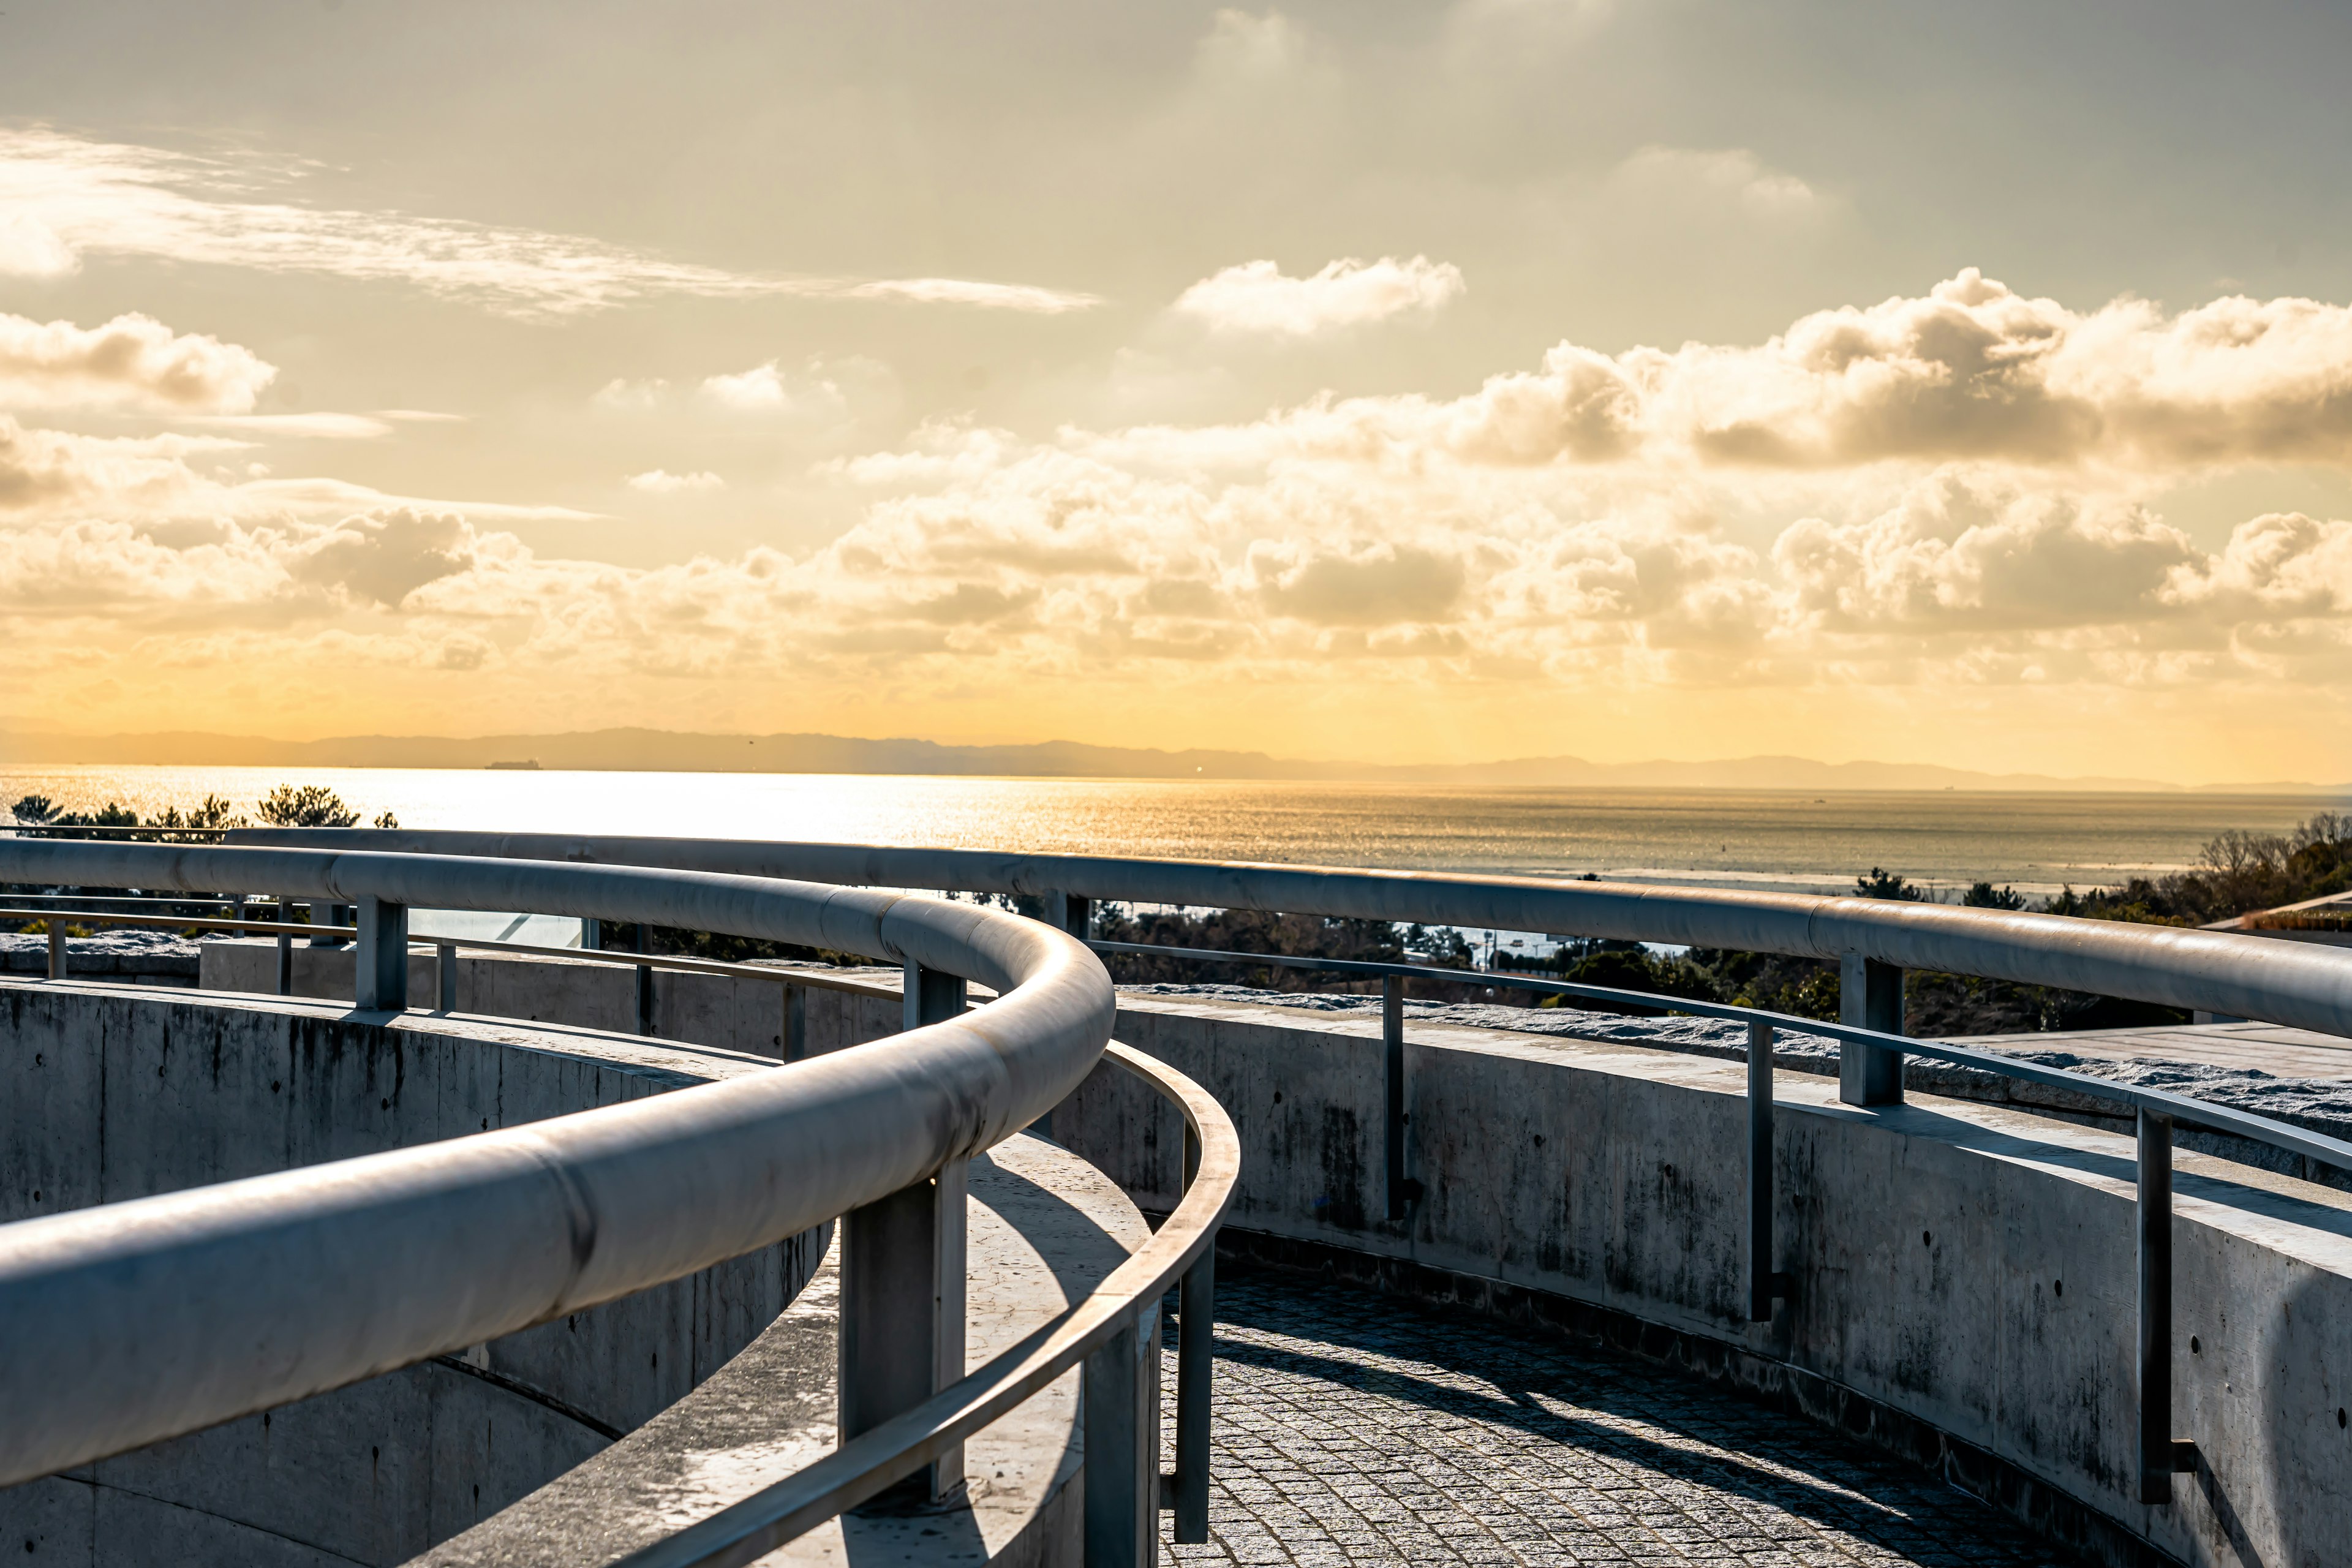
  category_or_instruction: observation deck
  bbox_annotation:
[4,830,2350,1568]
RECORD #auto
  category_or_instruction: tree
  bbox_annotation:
[258,785,361,828]
[1962,881,2027,910]
[1854,867,1925,902]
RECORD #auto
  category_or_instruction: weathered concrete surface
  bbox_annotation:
[0,979,829,1566]
[200,938,903,1059]
[1054,991,2352,1568]
[421,1133,1150,1568]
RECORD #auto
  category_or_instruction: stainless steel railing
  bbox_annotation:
[216,827,2352,1507]
[0,839,1237,1564]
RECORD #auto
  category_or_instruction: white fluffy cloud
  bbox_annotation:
[1172,256,1466,336]
[1118,271,2352,475]
[0,127,1100,320]
[0,311,276,413]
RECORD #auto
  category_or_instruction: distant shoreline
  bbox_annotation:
[1,727,2341,796]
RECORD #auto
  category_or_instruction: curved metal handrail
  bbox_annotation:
[1091,940,2352,1174]
[614,1041,1240,1567]
[223,829,2352,1039]
[0,839,1113,1490]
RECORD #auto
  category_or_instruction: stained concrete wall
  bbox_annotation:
[1054,992,2352,1568]
[0,981,827,1567]
[199,940,903,1060]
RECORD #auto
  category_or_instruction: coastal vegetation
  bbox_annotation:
[7,786,396,835]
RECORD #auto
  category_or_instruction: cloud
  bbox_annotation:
[282,508,479,607]
[626,469,725,492]
[844,277,1100,314]
[183,413,394,439]
[1611,146,1821,219]
[1103,271,2352,476]
[1248,540,1466,624]
[0,311,276,413]
[1173,256,1466,337]
[0,126,1101,320]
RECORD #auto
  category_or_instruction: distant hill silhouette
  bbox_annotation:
[2,725,2336,793]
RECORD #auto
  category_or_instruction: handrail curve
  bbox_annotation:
[221,830,2352,1039]
[0,839,1114,1491]
[611,1041,1240,1568]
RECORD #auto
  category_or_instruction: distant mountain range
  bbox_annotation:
[2,726,2340,794]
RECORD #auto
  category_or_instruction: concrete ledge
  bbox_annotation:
[200,939,903,1059]
[420,1133,1149,1567]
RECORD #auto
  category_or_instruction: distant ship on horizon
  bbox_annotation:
[486,760,542,771]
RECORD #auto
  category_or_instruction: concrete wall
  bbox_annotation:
[1056,993,2352,1568]
[160,946,2352,1567]
[0,981,828,1567]
[199,939,903,1060]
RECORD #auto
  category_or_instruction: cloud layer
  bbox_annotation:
[0,127,1101,319]
[12,272,2352,764]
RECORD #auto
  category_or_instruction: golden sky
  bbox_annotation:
[6,2,2352,785]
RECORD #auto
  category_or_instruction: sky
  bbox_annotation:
[4,0,2352,785]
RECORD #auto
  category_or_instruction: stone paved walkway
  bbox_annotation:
[1158,1271,2070,1567]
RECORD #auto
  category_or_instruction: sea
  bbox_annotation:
[4,764,2345,902]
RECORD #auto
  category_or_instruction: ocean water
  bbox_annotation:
[4,764,2344,899]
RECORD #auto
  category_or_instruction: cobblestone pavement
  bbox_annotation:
[1158,1271,2070,1567]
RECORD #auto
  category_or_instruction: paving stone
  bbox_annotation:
[1158,1271,2073,1567]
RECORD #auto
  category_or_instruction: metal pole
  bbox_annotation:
[781,981,806,1062]
[352,896,409,1011]
[275,900,293,995]
[306,899,336,948]
[1838,954,1905,1106]
[1047,889,1093,941]
[47,916,66,979]
[2138,1108,2196,1501]
[634,921,654,1037]
[1085,1305,1156,1566]
[1171,1122,1214,1545]
[1747,1020,1793,1321]
[437,943,458,1012]
[838,959,970,1504]
[1384,972,1409,1222]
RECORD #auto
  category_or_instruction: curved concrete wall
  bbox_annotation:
[1054,992,2352,1568]
[0,981,826,1566]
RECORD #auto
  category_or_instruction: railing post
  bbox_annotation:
[1838,954,1905,1106]
[47,916,66,980]
[1747,1020,1793,1321]
[781,981,806,1061]
[633,921,655,1037]
[437,942,458,1012]
[1384,972,1412,1222]
[1046,889,1092,940]
[307,899,339,948]
[1085,1300,1158,1566]
[838,959,970,1504]
[1033,891,1091,1142]
[2139,1107,2198,1502]
[1170,1121,1215,1545]
[353,896,409,1011]
[275,899,293,995]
